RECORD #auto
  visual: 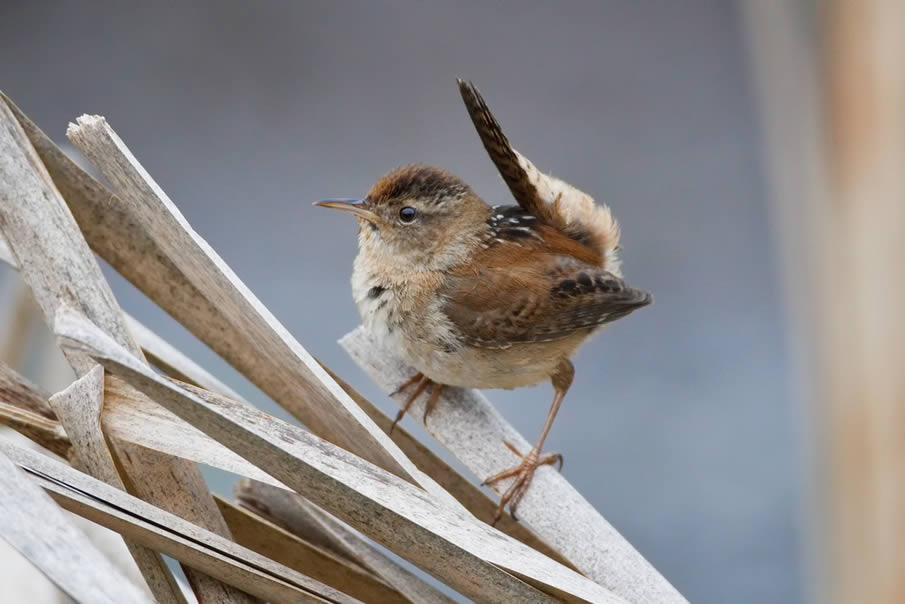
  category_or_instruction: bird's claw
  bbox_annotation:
[483,447,563,525]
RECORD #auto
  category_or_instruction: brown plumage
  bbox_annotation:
[316,79,651,524]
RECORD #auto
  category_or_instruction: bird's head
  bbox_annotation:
[316,165,491,271]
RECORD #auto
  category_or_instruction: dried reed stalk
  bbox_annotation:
[235,480,457,604]
[0,95,195,603]
[2,442,354,603]
[0,449,153,603]
[0,363,432,603]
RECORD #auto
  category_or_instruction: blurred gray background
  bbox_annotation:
[0,2,802,602]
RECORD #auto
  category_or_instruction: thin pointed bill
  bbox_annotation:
[313,198,380,223]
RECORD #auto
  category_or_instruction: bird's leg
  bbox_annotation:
[423,383,445,425]
[388,373,430,435]
[390,372,425,397]
[483,360,574,525]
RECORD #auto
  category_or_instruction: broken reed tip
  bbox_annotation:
[66,114,106,138]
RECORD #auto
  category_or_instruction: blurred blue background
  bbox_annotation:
[0,2,803,602]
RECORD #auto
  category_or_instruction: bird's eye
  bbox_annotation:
[399,206,417,223]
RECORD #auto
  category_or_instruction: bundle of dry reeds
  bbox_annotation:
[0,92,684,603]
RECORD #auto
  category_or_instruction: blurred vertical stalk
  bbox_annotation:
[822,1,905,602]
[744,1,905,603]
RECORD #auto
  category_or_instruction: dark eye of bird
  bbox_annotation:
[399,206,417,223]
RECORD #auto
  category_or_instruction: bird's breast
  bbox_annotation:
[352,261,468,369]
[351,266,400,348]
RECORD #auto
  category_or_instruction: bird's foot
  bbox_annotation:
[388,373,444,434]
[482,442,563,525]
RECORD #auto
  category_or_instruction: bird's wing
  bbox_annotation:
[441,245,651,348]
[457,79,620,258]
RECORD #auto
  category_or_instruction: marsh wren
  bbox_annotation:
[317,80,651,523]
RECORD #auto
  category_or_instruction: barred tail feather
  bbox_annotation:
[458,78,621,272]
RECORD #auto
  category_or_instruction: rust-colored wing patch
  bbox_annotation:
[442,246,651,348]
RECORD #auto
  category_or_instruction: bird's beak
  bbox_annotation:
[314,198,380,223]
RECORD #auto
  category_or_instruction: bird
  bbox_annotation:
[316,79,652,524]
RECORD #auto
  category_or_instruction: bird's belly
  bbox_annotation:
[400,336,586,390]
